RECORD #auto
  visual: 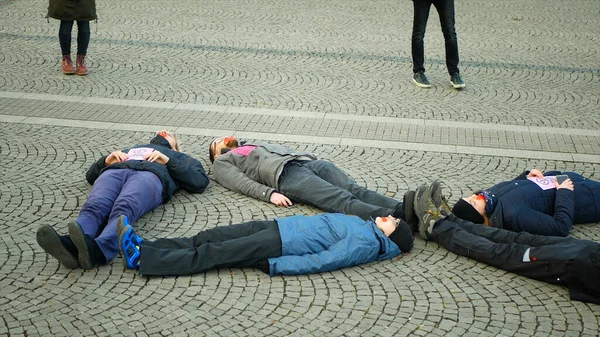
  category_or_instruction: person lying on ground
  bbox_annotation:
[37,130,209,270]
[414,182,600,305]
[209,136,415,225]
[117,212,414,277]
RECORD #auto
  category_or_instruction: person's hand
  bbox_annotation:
[270,192,293,207]
[527,169,544,179]
[105,151,128,166]
[144,150,170,165]
[556,178,574,191]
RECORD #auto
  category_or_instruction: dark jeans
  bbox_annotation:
[431,214,585,286]
[77,169,163,262]
[411,0,460,74]
[59,20,91,55]
[278,160,401,220]
[139,220,282,276]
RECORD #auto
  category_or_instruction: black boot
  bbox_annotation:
[36,225,80,269]
[393,190,417,233]
[68,221,105,269]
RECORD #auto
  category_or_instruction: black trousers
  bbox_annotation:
[139,220,282,276]
[411,0,460,74]
[432,214,586,286]
[59,20,91,55]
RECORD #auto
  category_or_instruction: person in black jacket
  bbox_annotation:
[415,183,600,305]
[36,130,209,270]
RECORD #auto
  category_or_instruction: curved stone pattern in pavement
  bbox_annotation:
[0,0,599,128]
[1,124,599,336]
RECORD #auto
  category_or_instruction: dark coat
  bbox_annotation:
[86,135,209,203]
[487,171,600,236]
[48,0,97,21]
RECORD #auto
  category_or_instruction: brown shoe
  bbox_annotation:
[62,55,75,75]
[76,54,88,76]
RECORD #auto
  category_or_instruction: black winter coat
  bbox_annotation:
[487,171,600,237]
[86,136,209,203]
[48,0,97,21]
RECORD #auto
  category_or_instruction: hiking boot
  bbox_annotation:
[62,55,74,75]
[413,71,431,88]
[402,190,417,233]
[117,215,143,269]
[450,72,465,89]
[414,184,445,240]
[76,54,88,76]
[429,180,452,216]
[36,225,80,269]
[68,221,104,269]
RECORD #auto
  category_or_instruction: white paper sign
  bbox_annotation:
[127,147,154,161]
[527,176,557,190]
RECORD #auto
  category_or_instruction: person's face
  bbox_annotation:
[157,131,178,151]
[463,194,486,215]
[375,215,400,237]
[210,136,237,161]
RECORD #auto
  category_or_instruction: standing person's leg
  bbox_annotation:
[139,220,282,276]
[433,0,459,75]
[75,20,90,75]
[411,0,433,74]
[430,219,582,285]
[93,170,163,263]
[278,162,400,220]
[58,20,75,74]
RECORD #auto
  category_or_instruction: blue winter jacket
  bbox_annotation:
[268,213,402,276]
[86,135,209,203]
[487,171,600,237]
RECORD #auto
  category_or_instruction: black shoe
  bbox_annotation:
[414,184,445,240]
[413,71,431,88]
[36,225,80,269]
[450,72,465,89]
[429,180,452,216]
[402,190,417,233]
[68,221,104,270]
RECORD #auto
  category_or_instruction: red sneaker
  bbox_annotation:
[76,54,88,76]
[61,55,74,75]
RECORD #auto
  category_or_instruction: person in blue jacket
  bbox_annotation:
[116,212,414,277]
[36,130,209,270]
[450,169,600,236]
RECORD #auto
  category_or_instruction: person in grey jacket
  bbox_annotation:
[209,136,413,222]
[117,213,413,277]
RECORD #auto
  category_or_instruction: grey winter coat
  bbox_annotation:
[213,143,317,202]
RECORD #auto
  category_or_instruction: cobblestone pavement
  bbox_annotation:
[1,0,599,336]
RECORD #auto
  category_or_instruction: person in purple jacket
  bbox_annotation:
[117,212,413,277]
[37,131,209,270]
[451,169,600,236]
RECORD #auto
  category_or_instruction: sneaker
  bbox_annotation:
[414,184,445,240]
[402,190,417,233]
[68,221,104,269]
[61,55,74,75]
[76,54,88,76]
[36,225,80,269]
[429,180,452,216]
[450,72,465,89]
[412,71,431,88]
[117,215,142,269]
